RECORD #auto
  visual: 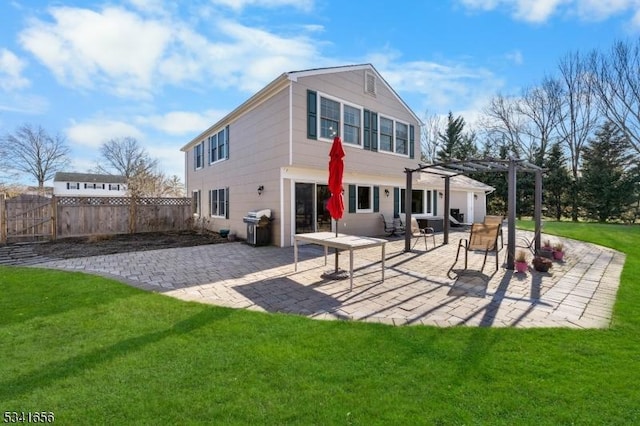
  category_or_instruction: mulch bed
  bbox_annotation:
[31,230,230,259]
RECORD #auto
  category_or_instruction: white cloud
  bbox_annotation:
[457,0,640,24]
[136,110,228,135]
[210,0,314,12]
[0,48,29,91]
[17,5,324,99]
[66,119,144,148]
[505,50,524,65]
[370,50,504,115]
[19,6,171,98]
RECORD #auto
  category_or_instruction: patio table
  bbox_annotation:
[294,232,386,291]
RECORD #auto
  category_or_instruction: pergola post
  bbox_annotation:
[443,176,450,245]
[534,170,542,254]
[404,169,412,252]
[506,157,517,270]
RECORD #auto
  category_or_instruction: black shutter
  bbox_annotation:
[373,186,379,212]
[225,187,229,219]
[307,90,317,139]
[393,187,399,218]
[433,191,438,216]
[348,184,356,213]
[409,124,415,159]
[66,182,70,190]
[363,110,371,150]
[371,112,378,151]
[225,125,230,159]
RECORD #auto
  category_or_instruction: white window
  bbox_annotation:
[396,122,408,155]
[209,127,228,164]
[192,190,201,215]
[109,184,120,191]
[320,97,340,138]
[379,117,393,152]
[356,185,372,212]
[67,182,79,190]
[194,142,204,169]
[379,116,410,156]
[209,188,227,217]
[343,105,361,145]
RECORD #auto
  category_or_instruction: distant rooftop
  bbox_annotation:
[54,172,126,184]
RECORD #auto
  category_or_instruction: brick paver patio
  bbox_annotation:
[33,228,624,328]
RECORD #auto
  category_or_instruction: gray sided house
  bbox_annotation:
[181,64,493,247]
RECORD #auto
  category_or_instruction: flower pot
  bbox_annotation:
[532,257,552,272]
[539,248,554,259]
[553,250,564,261]
[219,229,230,238]
[515,261,528,273]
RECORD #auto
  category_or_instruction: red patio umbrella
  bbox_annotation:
[327,136,345,273]
[327,135,345,226]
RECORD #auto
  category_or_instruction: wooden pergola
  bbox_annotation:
[403,157,545,270]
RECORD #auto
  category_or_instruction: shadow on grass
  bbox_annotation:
[0,307,232,402]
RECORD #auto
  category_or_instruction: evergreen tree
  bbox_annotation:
[436,112,477,162]
[543,142,571,220]
[581,122,637,222]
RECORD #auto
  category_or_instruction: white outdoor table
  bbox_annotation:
[294,232,386,291]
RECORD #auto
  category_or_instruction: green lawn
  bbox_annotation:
[1,222,639,424]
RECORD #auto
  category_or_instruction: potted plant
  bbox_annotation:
[539,239,554,259]
[515,250,528,273]
[532,256,553,273]
[552,242,565,261]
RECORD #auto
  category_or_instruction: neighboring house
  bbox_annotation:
[181,64,493,247]
[53,172,127,197]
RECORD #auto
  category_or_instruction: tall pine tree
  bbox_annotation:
[581,122,636,222]
[543,142,571,220]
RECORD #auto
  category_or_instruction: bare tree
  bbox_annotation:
[555,50,599,221]
[555,51,598,179]
[517,76,563,163]
[588,39,640,156]
[420,110,443,163]
[479,93,533,159]
[0,123,70,190]
[95,137,158,197]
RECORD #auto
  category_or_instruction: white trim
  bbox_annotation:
[289,82,293,165]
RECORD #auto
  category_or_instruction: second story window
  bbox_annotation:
[320,97,340,138]
[343,105,361,145]
[208,126,229,164]
[194,142,204,169]
[379,117,393,152]
[396,122,408,155]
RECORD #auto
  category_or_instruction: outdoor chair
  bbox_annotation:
[381,214,405,236]
[483,215,504,249]
[450,222,501,274]
[410,217,435,250]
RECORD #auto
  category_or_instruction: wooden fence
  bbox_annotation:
[0,194,192,243]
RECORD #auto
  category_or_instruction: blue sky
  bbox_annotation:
[1,0,640,185]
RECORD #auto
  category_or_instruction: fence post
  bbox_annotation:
[51,195,57,241]
[0,193,6,244]
[129,196,136,234]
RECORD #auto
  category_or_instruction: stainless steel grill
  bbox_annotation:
[242,208,272,246]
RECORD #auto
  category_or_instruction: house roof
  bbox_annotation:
[181,63,422,152]
[54,172,126,184]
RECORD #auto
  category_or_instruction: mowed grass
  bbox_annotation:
[1,222,639,424]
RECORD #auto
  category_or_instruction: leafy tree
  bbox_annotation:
[581,122,637,222]
[543,142,572,220]
[436,112,477,162]
[0,123,70,190]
